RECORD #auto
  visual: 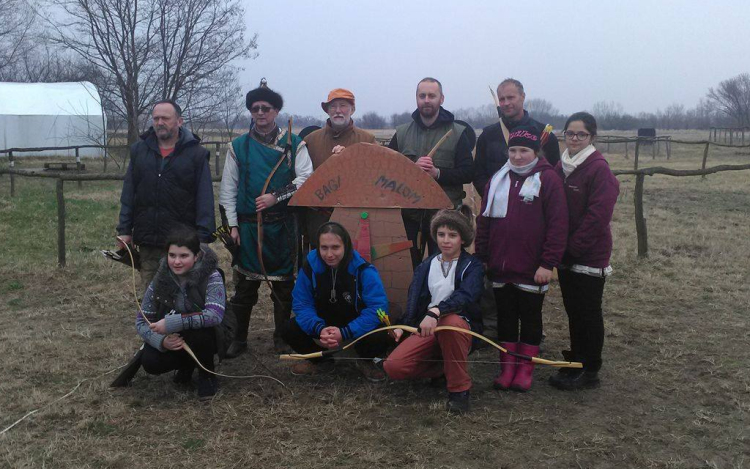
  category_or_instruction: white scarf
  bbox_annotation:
[482,158,540,218]
[561,144,596,178]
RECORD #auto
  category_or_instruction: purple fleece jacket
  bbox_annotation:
[555,151,620,268]
[475,158,568,286]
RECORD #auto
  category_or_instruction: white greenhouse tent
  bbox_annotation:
[0,82,106,157]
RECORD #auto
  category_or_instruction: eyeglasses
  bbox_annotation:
[564,131,591,140]
[250,105,274,114]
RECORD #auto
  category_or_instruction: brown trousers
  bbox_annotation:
[384,314,472,393]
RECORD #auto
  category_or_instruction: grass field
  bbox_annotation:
[0,131,748,468]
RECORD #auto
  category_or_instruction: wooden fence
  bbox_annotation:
[2,138,750,266]
[708,127,750,145]
[0,142,229,197]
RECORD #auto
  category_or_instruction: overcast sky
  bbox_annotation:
[238,0,750,119]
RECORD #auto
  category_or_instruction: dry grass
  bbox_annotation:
[0,131,748,468]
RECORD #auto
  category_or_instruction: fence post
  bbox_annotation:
[652,138,657,159]
[607,140,611,153]
[215,142,221,176]
[625,141,629,159]
[9,150,15,197]
[743,129,746,145]
[103,146,108,173]
[634,173,648,258]
[730,129,734,145]
[701,142,710,180]
[76,147,83,189]
[666,137,672,159]
[57,179,66,268]
[634,138,640,170]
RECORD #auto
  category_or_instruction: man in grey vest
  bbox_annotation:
[389,77,474,268]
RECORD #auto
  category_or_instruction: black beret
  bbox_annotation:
[246,86,283,111]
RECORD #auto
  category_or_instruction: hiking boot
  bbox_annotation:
[197,375,218,401]
[446,390,470,414]
[173,365,194,386]
[290,359,335,376]
[552,369,600,391]
[356,360,386,383]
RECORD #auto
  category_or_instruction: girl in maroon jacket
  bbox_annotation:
[550,112,619,391]
[475,125,568,392]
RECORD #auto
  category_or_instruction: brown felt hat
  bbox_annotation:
[321,88,355,111]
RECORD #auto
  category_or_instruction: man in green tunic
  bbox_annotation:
[220,82,313,355]
[388,77,475,268]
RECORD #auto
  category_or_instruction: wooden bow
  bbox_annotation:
[256,118,293,307]
[279,325,582,368]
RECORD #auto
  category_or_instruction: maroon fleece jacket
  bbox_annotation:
[475,158,568,286]
[555,150,620,268]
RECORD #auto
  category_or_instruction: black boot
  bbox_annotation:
[549,350,579,387]
[446,390,470,414]
[225,301,252,358]
[272,298,292,354]
[553,369,600,390]
[173,362,195,386]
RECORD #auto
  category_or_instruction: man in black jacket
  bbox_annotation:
[473,78,560,196]
[117,100,216,291]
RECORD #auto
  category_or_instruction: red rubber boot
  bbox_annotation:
[493,342,518,390]
[510,343,540,392]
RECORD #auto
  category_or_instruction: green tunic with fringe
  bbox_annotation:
[232,132,301,280]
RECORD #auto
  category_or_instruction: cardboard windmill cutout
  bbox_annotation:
[289,143,452,318]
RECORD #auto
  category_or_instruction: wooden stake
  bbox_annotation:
[57,179,66,267]
[215,142,221,176]
[634,138,641,170]
[634,173,648,258]
[76,147,82,189]
[701,142,710,180]
[9,150,14,197]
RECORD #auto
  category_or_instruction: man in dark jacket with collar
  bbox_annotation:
[473,78,560,196]
[389,77,474,268]
[117,100,216,292]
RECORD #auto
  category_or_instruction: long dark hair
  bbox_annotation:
[164,225,200,255]
[316,222,353,269]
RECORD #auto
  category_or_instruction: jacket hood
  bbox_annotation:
[306,248,368,276]
[411,106,455,129]
[152,245,219,303]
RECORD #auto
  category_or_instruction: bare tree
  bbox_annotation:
[0,0,37,80]
[707,73,750,127]
[358,112,387,130]
[526,98,558,117]
[48,0,257,144]
[390,111,412,128]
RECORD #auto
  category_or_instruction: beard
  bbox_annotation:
[418,104,438,119]
[330,115,351,129]
[156,127,175,141]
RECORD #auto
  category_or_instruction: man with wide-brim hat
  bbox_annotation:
[220,79,313,356]
[303,88,376,246]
